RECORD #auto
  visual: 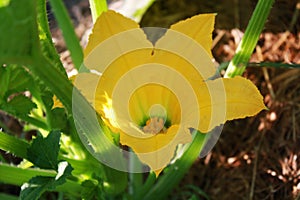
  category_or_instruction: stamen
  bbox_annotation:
[142,117,166,134]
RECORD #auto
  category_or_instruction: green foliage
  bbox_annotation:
[0,0,39,64]
[20,161,73,200]
[182,185,210,200]
[0,65,34,98]
[48,0,84,70]
[4,95,37,116]
[27,131,61,170]
[0,65,38,121]
[0,193,18,200]
[49,108,67,130]
[81,180,105,200]
[22,131,74,199]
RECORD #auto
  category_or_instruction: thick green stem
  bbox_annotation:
[0,163,56,186]
[36,0,67,76]
[128,149,143,195]
[224,0,275,78]
[0,163,82,195]
[48,0,83,70]
[29,56,73,113]
[133,172,156,200]
[0,131,30,159]
[89,0,108,23]
[0,193,18,200]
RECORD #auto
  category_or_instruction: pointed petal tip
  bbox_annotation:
[84,9,140,57]
[154,169,163,177]
[167,13,215,57]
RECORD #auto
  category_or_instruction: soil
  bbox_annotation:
[1,0,300,199]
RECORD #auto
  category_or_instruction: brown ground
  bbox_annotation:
[1,0,300,199]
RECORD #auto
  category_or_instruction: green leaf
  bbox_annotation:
[49,107,67,130]
[20,161,73,200]
[184,185,210,200]
[81,180,104,200]
[21,176,53,200]
[188,195,198,200]
[40,90,54,109]
[7,66,34,95]
[27,131,61,170]
[88,0,107,23]
[3,95,37,116]
[0,0,39,64]
[0,65,35,99]
[48,0,84,71]
[0,66,9,97]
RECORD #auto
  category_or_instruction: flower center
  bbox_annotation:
[142,117,167,134]
[142,104,168,134]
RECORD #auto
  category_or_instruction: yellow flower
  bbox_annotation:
[74,10,266,176]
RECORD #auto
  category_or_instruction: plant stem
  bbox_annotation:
[30,56,74,113]
[248,62,300,69]
[0,163,82,196]
[0,131,30,159]
[48,0,83,70]
[0,193,18,200]
[133,172,156,200]
[0,163,56,186]
[22,115,49,130]
[128,149,143,195]
[89,0,108,23]
[36,0,67,76]
[224,0,275,78]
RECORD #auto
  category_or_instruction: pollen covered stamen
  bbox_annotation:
[142,117,167,134]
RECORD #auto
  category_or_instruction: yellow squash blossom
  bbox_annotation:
[73,10,266,176]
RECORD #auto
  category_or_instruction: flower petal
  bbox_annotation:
[222,76,267,120]
[52,74,99,108]
[196,76,266,132]
[154,17,216,80]
[84,10,152,71]
[85,10,138,56]
[119,125,192,176]
[71,73,100,105]
[156,13,216,57]
[128,84,181,126]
